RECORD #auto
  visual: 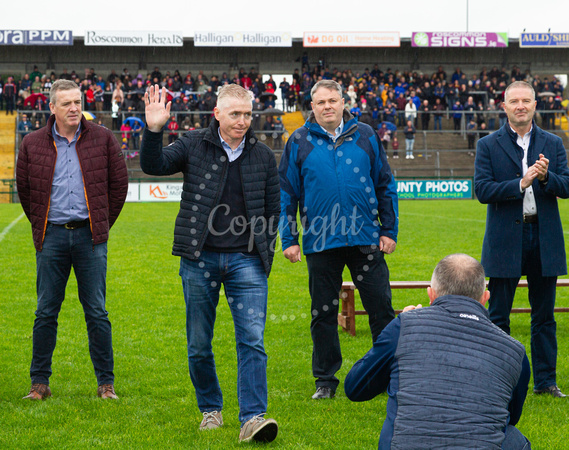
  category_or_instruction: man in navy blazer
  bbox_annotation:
[475,80,569,398]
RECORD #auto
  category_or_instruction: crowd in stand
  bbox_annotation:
[4,63,567,153]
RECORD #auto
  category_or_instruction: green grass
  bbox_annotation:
[1,200,568,449]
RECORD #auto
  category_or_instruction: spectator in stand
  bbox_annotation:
[350,102,361,121]
[347,85,357,108]
[466,117,477,155]
[120,122,131,152]
[112,80,124,104]
[433,98,444,131]
[451,67,463,84]
[94,84,104,112]
[404,119,416,159]
[240,72,252,90]
[543,96,557,130]
[433,81,446,106]
[420,99,431,131]
[452,100,464,132]
[18,114,32,138]
[404,97,417,125]
[167,116,179,145]
[170,96,185,122]
[32,119,42,132]
[262,115,275,140]
[395,92,406,126]
[4,77,17,115]
[252,97,264,130]
[478,121,489,140]
[383,100,396,125]
[391,135,399,159]
[85,84,95,111]
[130,117,143,150]
[279,78,290,110]
[377,122,392,153]
[287,79,299,112]
[111,100,120,130]
[31,76,43,94]
[180,116,193,132]
[486,98,497,130]
[264,75,277,94]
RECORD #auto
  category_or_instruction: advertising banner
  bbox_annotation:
[0,30,72,45]
[194,31,292,47]
[397,179,472,199]
[139,182,183,202]
[303,31,400,47]
[520,33,569,47]
[126,184,139,202]
[85,30,183,46]
[412,32,508,47]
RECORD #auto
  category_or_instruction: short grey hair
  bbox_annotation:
[216,84,254,110]
[310,80,343,100]
[50,79,80,105]
[430,254,486,301]
[504,80,536,102]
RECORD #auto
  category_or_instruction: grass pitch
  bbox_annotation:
[1,200,568,448]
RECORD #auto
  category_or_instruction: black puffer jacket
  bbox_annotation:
[140,119,280,276]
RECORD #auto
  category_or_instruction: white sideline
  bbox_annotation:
[0,212,25,244]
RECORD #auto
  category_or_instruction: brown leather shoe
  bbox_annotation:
[534,385,566,398]
[23,383,52,400]
[97,384,118,399]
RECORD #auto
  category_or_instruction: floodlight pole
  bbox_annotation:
[466,0,469,32]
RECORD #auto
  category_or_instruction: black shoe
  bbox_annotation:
[312,387,335,399]
[534,385,566,398]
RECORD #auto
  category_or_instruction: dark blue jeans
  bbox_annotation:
[488,222,557,390]
[31,224,113,385]
[179,251,268,425]
[306,247,394,391]
[502,425,531,449]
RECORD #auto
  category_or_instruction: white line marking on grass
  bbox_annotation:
[0,213,25,244]
[403,212,486,224]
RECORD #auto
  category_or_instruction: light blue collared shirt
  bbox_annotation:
[47,122,89,224]
[218,129,246,162]
[320,118,344,142]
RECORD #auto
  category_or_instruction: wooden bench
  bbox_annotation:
[338,279,569,336]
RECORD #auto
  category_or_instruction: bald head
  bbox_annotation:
[430,254,486,302]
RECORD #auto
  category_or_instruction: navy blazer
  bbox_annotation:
[474,122,569,277]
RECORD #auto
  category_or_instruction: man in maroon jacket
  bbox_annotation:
[16,80,128,400]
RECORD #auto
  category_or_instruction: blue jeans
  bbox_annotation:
[434,115,442,130]
[180,251,268,424]
[502,425,531,449]
[488,222,557,390]
[31,224,113,385]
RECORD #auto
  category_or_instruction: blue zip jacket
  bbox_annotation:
[279,110,398,254]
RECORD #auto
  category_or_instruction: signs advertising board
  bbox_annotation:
[194,31,292,47]
[520,33,569,47]
[303,31,400,47]
[0,30,72,45]
[412,32,508,47]
[84,30,183,46]
[397,179,472,199]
